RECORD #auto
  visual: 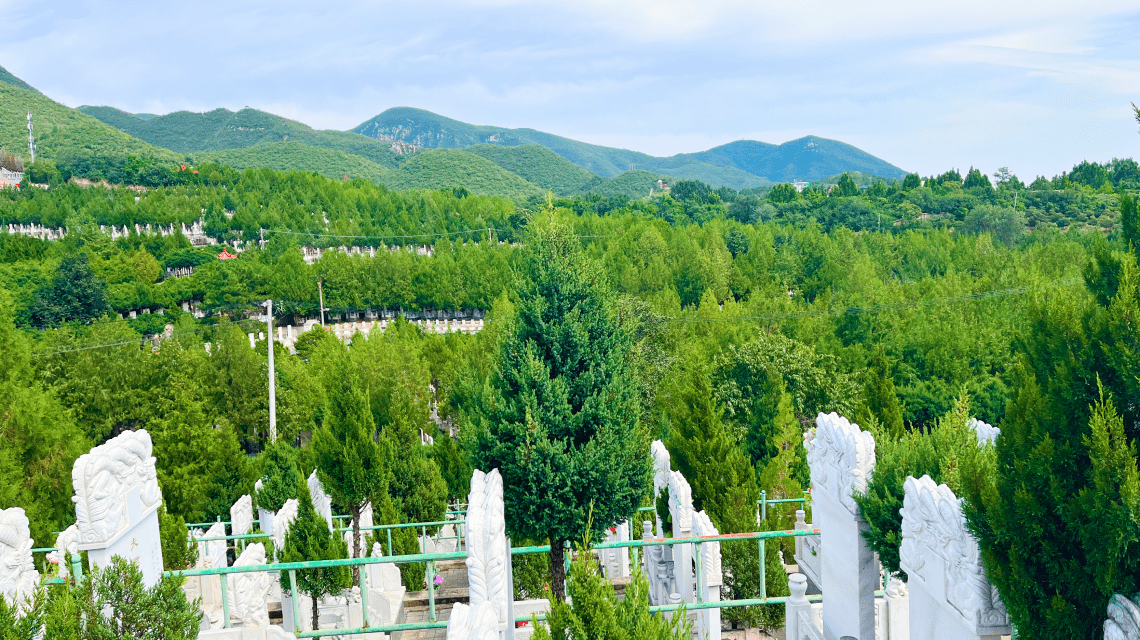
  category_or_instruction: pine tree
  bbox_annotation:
[278,486,352,631]
[470,217,650,601]
[254,441,302,514]
[313,358,389,586]
[855,345,905,440]
[1121,194,1139,256]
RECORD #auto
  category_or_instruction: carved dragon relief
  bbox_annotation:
[804,412,875,514]
[0,508,38,611]
[900,475,1009,633]
[465,469,508,627]
[71,430,162,547]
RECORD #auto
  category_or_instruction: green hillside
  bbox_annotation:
[193,142,392,183]
[465,144,598,195]
[0,64,38,94]
[383,149,544,200]
[78,106,402,168]
[690,137,907,182]
[0,83,177,165]
[588,170,672,198]
[351,107,906,186]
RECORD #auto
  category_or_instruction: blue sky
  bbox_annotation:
[2,0,1138,180]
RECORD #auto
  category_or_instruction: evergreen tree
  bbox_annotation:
[1121,194,1139,256]
[279,485,352,631]
[532,538,690,640]
[28,254,110,328]
[254,441,302,514]
[470,217,650,601]
[313,358,389,586]
[855,345,905,440]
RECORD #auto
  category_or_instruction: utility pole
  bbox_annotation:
[318,278,326,327]
[26,114,35,164]
[266,299,277,443]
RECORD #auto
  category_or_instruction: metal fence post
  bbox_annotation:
[220,573,231,628]
[760,490,767,522]
[289,569,301,632]
[360,560,371,631]
[758,538,767,599]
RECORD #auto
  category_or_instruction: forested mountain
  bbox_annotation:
[77,105,402,167]
[351,107,905,183]
[0,69,176,166]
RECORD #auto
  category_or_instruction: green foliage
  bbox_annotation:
[431,432,472,500]
[255,441,303,513]
[531,540,691,640]
[278,486,352,630]
[855,345,905,440]
[465,144,599,195]
[158,503,199,570]
[470,217,651,599]
[1121,194,1139,254]
[855,393,984,578]
[384,149,545,200]
[195,142,393,185]
[512,547,553,600]
[963,204,1026,246]
[28,254,111,327]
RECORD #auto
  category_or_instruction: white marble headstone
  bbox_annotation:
[465,469,508,629]
[198,522,228,569]
[230,495,253,536]
[227,543,274,628]
[71,429,165,586]
[47,524,80,578]
[307,471,333,531]
[272,498,299,552]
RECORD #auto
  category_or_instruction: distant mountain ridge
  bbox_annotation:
[352,107,907,184]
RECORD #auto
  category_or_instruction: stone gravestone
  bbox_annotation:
[804,412,878,640]
[307,471,334,531]
[447,468,509,640]
[231,495,254,536]
[226,543,275,629]
[0,508,39,613]
[272,498,300,553]
[71,429,164,587]
[254,479,274,536]
[598,520,631,579]
[967,418,1000,446]
[900,475,1009,640]
[47,524,80,578]
[1105,594,1140,640]
[198,521,228,570]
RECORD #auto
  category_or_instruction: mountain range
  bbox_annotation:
[0,64,907,199]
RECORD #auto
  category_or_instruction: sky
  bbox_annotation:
[2,0,1139,180]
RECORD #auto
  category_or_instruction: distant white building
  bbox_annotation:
[0,168,22,189]
[792,180,809,192]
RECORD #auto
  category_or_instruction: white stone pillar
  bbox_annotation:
[900,476,1009,640]
[71,429,165,587]
[804,412,877,640]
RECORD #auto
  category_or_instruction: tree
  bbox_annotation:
[1121,194,1139,255]
[67,556,200,638]
[768,183,798,204]
[855,345,905,440]
[902,173,921,190]
[312,358,389,586]
[254,442,303,514]
[532,537,690,640]
[833,173,859,197]
[470,217,651,601]
[28,254,110,328]
[964,167,992,190]
[278,485,352,631]
[963,204,1026,246]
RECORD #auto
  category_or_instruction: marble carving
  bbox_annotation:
[1106,594,1140,640]
[464,469,508,626]
[804,412,875,514]
[272,498,300,552]
[307,471,334,531]
[199,521,228,569]
[71,429,162,546]
[967,418,1000,446]
[228,543,274,628]
[0,508,38,611]
[900,475,1009,637]
[47,524,80,578]
[230,495,253,536]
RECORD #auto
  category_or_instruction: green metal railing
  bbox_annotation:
[165,526,822,638]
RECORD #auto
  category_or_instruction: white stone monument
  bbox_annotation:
[1106,594,1140,640]
[803,412,878,640]
[254,479,274,536]
[198,521,228,570]
[899,475,1009,640]
[0,508,39,612]
[307,471,334,531]
[47,524,80,578]
[71,429,164,586]
[272,498,300,552]
[227,543,275,628]
[692,510,723,640]
[447,468,509,640]
[967,418,1000,446]
[231,495,254,536]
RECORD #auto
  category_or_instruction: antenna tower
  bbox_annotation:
[26,114,35,164]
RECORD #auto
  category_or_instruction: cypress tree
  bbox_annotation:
[278,485,352,631]
[1121,194,1139,256]
[470,217,650,601]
